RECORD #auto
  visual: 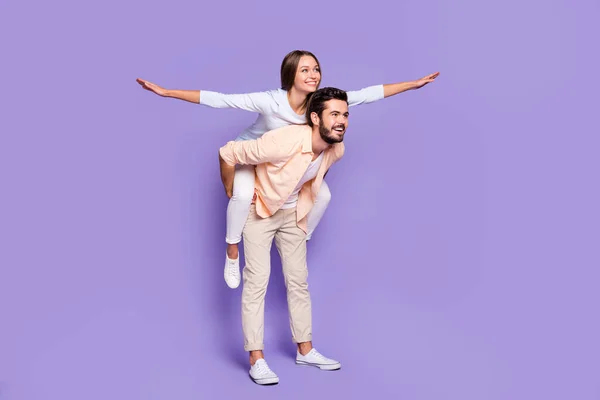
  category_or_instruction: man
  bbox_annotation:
[218,87,349,385]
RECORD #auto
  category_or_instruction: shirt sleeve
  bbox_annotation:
[219,126,301,166]
[199,90,277,114]
[346,84,385,106]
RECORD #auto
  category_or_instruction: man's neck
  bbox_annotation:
[311,127,332,156]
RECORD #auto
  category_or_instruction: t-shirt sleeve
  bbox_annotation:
[199,90,277,114]
[346,85,385,106]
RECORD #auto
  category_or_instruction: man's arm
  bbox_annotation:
[218,126,302,196]
[219,126,299,166]
[219,152,236,198]
[217,137,278,198]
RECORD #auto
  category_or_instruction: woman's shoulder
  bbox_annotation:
[257,88,289,114]
[266,88,287,102]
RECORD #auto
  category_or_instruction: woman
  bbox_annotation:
[136,50,439,290]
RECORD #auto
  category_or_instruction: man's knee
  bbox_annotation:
[243,265,271,291]
[285,267,309,290]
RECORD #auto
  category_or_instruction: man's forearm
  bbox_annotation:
[219,153,236,198]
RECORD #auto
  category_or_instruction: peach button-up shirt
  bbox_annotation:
[219,124,345,233]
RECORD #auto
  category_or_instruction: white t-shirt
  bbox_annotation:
[200,85,384,141]
[280,152,325,210]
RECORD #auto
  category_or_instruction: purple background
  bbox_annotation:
[1,0,599,399]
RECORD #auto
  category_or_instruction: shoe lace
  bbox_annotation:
[310,349,327,360]
[256,360,273,374]
[226,259,239,276]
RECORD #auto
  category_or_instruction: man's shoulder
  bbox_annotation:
[332,142,345,156]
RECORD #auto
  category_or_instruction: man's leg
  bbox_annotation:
[275,207,341,371]
[241,205,282,384]
[274,208,312,345]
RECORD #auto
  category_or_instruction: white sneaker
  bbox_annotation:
[224,253,240,289]
[249,358,279,385]
[296,348,341,370]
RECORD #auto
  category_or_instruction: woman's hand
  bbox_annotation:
[413,72,440,89]
[136,78,168,96]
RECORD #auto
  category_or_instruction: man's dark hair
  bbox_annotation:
[305,87,348,127]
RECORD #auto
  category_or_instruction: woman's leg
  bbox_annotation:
[224,165,256,288]
[306,180,332,241]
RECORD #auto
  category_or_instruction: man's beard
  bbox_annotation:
[319,121,345,144]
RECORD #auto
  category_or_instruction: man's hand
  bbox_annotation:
[219,153,235,198]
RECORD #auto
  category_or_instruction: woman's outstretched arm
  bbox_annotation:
[383,72,440,97]
[136,78,275,114]
[136,78,200,103]
[346,72,440,106]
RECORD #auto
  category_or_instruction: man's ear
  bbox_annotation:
[310,111,319,126]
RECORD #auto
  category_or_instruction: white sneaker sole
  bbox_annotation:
[295,360,341,371]
[249,374,279,385]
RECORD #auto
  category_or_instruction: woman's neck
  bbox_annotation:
[287,87,309,116]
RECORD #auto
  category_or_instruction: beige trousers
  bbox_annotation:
[241,205,312,351]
